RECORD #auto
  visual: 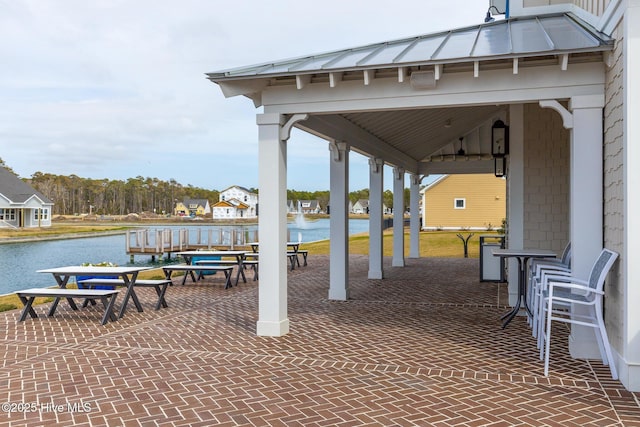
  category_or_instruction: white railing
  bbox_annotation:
[126,228,259,254]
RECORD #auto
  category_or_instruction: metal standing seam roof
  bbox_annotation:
[207,13,613,81]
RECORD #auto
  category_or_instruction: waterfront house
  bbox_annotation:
[175,199,211,217]
[352,199,392,215]
[421,174,505,230]
[352,199,369,214]
[208,1,640,390]
[212,199,251,219]
[0,166,53,228]
[219,186,258,218]
[297,200,321,214]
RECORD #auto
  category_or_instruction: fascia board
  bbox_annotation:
[262,62,605,114]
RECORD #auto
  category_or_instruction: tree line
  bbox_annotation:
[2,159,410,216]
[27,172,222,216]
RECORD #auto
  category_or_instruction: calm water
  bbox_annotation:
[0,219,369,295]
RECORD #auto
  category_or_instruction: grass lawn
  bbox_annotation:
[304,229,495,258]
[0,224,130,239]
[0,229,500,312]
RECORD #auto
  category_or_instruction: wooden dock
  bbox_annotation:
[125,228,258,262]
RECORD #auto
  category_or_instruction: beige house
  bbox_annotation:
[421,174,505,230]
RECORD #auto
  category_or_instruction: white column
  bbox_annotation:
[329,141,349,300]
[392,167,405,267]
[568,95,605,358]
[623,1,640,391]
[256,113,289,336]
[507,104,524,306]
[368,157,384,279]
[409,174,421,258]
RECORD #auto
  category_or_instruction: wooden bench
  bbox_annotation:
[194,259,237,265]
[287,251,299,271]
[244,252,297,273]
[292,250,309,267]
[298,250,308,266]
[194,259,247,283]
[242,259,259,281]
[78,278,171,315]
[16,288,120,325]
[163,264,235,289]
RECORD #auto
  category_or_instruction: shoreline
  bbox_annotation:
[0,229,131,244]
[0,215,371,245]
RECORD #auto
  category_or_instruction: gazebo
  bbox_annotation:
[207,2,640,391]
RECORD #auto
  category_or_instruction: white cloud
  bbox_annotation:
[0,0,489,190]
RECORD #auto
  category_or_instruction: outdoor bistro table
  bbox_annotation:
[37,266,151,319]
[175,250,248,286]
[492,248,556,329]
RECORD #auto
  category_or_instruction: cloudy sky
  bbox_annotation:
[0,0,492,191]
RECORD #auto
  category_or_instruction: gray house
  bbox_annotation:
[0,166,53,228]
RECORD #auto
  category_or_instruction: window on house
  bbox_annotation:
[2,209,16,220]
[35,209,49,220]
[454,198,466,209]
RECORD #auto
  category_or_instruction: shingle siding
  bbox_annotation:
[604,20,625,351]
[522,103,570,254]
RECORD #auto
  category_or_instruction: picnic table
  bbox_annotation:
[249,242,308,270]
[175,250,249,286]
[162,264,235,289]
[16,288,120,325]
[37,266,151,319]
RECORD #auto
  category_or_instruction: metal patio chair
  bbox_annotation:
[529,242,572,337]
[538,248,618,379]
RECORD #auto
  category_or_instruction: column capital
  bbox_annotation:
[393,166,405,180]
[368,157,384,174]
[256,113,286,126]
[569,94,605,110]
[329,141,349,162]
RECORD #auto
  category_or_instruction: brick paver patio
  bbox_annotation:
[0,255,638,426]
